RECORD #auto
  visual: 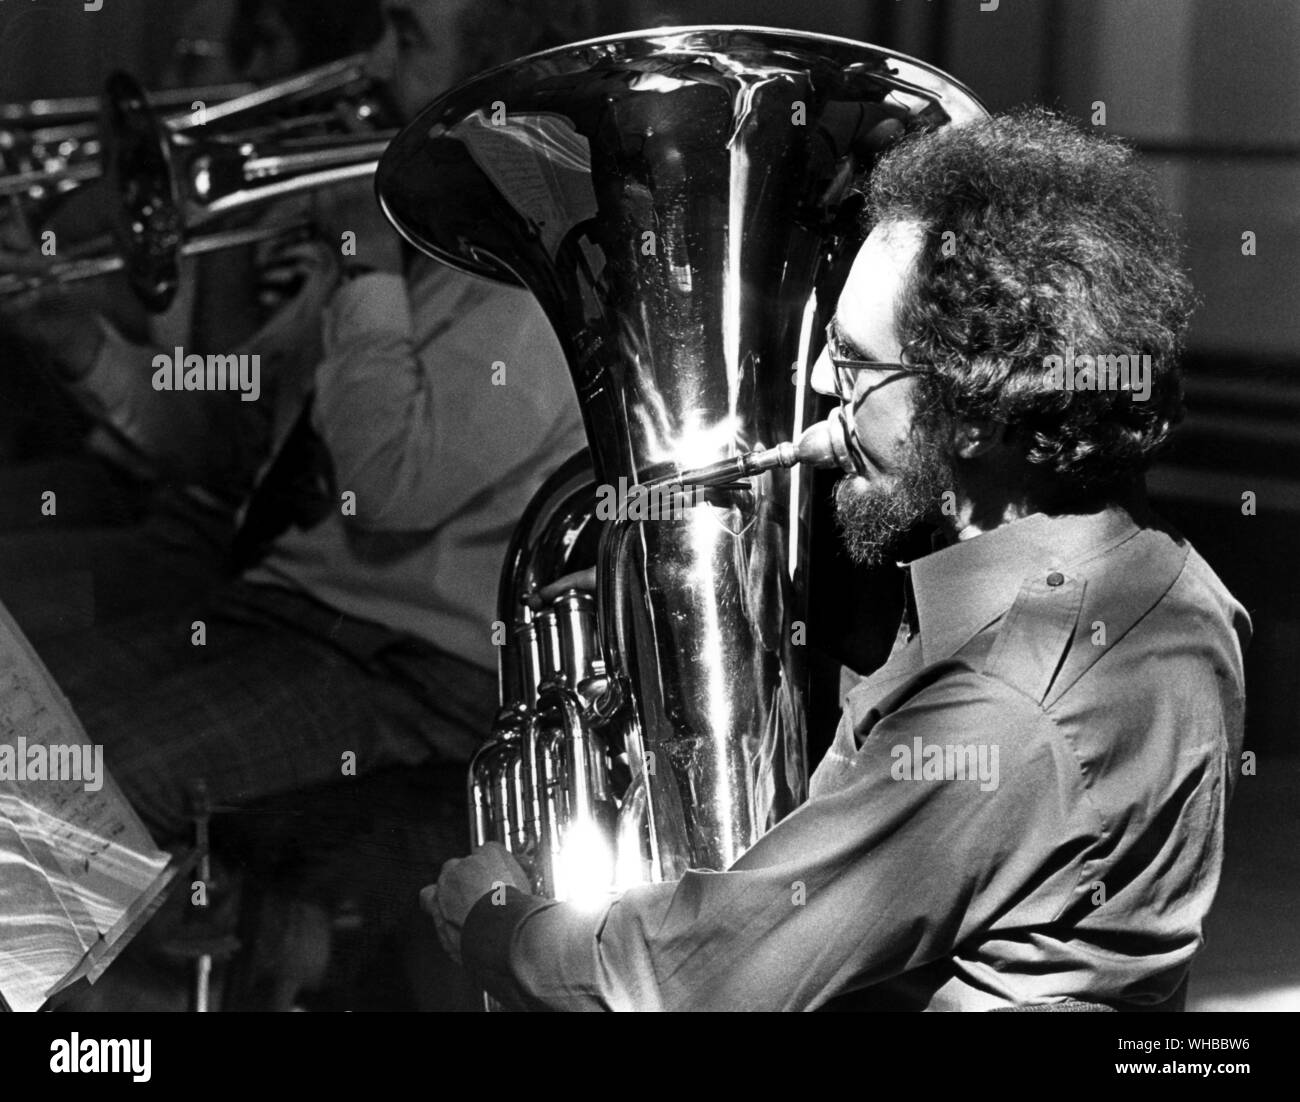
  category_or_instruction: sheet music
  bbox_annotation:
[453,110,597,260]
[0,814,94,1013]
[0,601,170,1012]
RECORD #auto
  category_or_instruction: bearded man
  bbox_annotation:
[426,109,1251,1012]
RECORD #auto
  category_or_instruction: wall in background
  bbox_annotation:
[0,0,235,100]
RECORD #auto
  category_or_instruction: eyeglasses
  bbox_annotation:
[825,322,931,403]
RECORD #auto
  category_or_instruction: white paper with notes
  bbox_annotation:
[0,601,173,1012]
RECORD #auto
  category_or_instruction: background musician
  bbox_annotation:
[9,0,600,1009]
[0,0,385,633]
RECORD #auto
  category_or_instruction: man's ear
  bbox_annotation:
[951,419,1005,459]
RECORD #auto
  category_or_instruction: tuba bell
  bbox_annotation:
[378,27,986,913]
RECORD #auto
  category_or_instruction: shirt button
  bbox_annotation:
[1046,571,1065,587]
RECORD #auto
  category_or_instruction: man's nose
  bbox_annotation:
[810,345,839,399]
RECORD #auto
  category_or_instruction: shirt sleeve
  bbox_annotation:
[461,667,1102,1010]
[310,271,580,533]
[68,321,252,485]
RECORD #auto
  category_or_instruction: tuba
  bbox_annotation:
[378,27,986,908]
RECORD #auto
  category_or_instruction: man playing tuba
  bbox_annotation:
[427,109,1250,1012]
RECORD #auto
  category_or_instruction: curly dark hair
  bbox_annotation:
[866,108,1194,498]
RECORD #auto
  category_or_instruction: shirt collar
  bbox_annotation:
[904,504,1143,665]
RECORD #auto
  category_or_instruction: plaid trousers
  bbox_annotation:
[38,578,497,843]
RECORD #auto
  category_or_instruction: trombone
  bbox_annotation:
[0,81,256,208]
[0,53,395,310]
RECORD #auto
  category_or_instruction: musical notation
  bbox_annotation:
[0,601,170,1012]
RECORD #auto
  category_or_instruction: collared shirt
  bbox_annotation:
[79,249,587,677]
[462,502,1251,1010]
[246,258,587,675]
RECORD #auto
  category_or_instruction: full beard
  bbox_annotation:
[833,428,955,567]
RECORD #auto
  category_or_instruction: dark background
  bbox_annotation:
[1,0,1295,1011]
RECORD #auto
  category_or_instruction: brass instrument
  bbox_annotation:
[0,81,256,209]
[0,53,395,309]
[377,27,987,915]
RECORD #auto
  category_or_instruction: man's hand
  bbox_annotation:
[247,236,336,399]
[253,236,338,317]
[420,842,532,966]
[530,566,598,609]
[309,177,404,278]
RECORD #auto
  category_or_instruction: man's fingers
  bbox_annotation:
[430,901,459,961]
[472,842,532,893]
[259,265,308,287]
[531,566,598,608]
[422,884,462,963]
[258,243,325,274]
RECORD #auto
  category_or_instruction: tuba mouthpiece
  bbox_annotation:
[663,418,842,488]
[788,419,840,470]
